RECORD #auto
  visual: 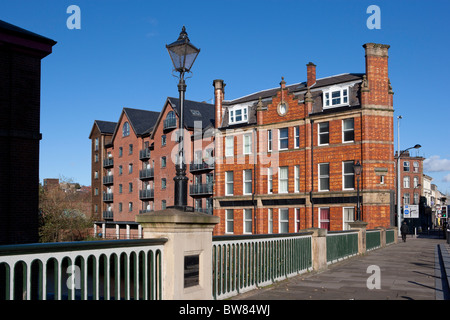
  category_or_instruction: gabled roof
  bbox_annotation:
[150,97,215,139]
[111,107,160,142]
[223,73,364,105]
[89,120,117,139]
[167,97,215,130]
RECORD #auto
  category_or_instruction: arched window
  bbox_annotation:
[166,111,175,120]
[123,122,130,137]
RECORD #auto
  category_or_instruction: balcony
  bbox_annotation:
[190,161,215,173]
[103,158,114,168]
[103,210,113,220]
[139,189,154,200]
[190,183,213,196]
[163,117,177,131]
[139,148,151,160]
[103,175,114,185]
[139,168,154,180]
[103,193,113,202]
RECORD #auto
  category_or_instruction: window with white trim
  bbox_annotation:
[403,161,410,172]
[243,169,252,195]
[268,209,273,234]
[225,171,234,196]
[342,118,354,142]
[268,129,272,152]
[343,207,355,230]
[225,136,234,157]
[319,207,330,230]
[268,167,273,194]
[278,166,289,193]
[403,176,410,188]
[226,209,234,234]
[413,161,419,173]
[279,208,289,233]
[243,133,252,155]
[323,86,349,108]
[279,128,289,150]
[229,106,248,124]
[319,163,330,191]
[295,208,301,232]
[294,165,300,193]
[318,122,329,145]
[244,209,252,234]
[343,161,355,190]
[294,126,300,148]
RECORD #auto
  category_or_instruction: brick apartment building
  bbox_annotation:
[0,20,56,244]
[90,98,214,238]
[212,43,395,235]
[395,150,425,207]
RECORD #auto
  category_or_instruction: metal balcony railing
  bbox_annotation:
[163,117,177,130]
[189,161,215,173]
[103,193,113,202]
[103,158,113,168]
[194,207,213,215]
[189,183,213,196]
[103,175,113,185]
[139,149,151,160]
[139,189,154,200]
[139,168,154,180]
[103,210,113,220]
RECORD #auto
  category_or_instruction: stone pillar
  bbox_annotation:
[102,223,106,239]
[306,228,328,271]
[349,221,368,254]
[116,224,120,239]
[136,208,219,300]
[376,226,386,248]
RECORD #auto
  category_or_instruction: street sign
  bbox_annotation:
[410,205,419,218]
[404,205,410,218]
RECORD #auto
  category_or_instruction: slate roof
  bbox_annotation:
[167,97,215,130]
[94,120,117,134]
[122,108,160,136]
[223,73,364,105]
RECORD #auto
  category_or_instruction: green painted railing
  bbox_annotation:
[326,231,358,264]
[386,229,395,245]
[0,239,166,300]
[366,230,381,251]
[212,233,313,300]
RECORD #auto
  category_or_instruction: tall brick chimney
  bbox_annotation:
[362,43,390,106]
[213,79,225,129]
[306,62,316,87]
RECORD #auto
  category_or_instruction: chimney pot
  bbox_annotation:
[306,62,316,87]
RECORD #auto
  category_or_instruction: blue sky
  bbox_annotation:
[1,0,450,194]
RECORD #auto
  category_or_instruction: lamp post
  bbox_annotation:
[396,144,421,236]
[353,160,362,221]
[166,26,200,210]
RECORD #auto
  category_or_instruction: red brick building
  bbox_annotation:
[213,43,395,235]
[90,98,214,239]
[0,20,56,244]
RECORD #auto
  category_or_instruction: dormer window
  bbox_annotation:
[323,86,349,108]
[229,106,248,125]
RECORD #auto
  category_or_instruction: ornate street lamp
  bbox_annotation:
[166,26,200,210]
[396,144,421,235]
[353,160,362,221]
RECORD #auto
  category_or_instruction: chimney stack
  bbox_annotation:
[306,62,316,87]
[362,43,390,106]
[213,79,225,129]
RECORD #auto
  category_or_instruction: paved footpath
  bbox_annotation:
[231,235,449,300]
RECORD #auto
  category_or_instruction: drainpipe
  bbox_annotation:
[310,119,314,228]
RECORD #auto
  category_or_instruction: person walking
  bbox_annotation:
[401,221,409,242]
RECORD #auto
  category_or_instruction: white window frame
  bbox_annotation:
[342,161,355,190]
[343,207,355,230]
[268,167,273,194]
[294,126,300,149]
[323,85,349,109]
[403,176,410,188]
[342,118,354,143]
[413,161,419,173]
[268,209,273,234]
[243,133,252,155]
[229,106,248,125]
[404,193,410,205]
[278,128,289,151]
[319,207,330,230]
[318,122,329,146]
[318,163,330,191]
[267,129,272,152]
[279,208,289,233]
[295,208,301,232]
[294,165,300,193]
[243,169,252,195]
[278,166,289,194]
[225,171,234,196]
[403,161,410,172]
[243,209,252,234]
[225,136,234,157]
[226,209,234,234]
